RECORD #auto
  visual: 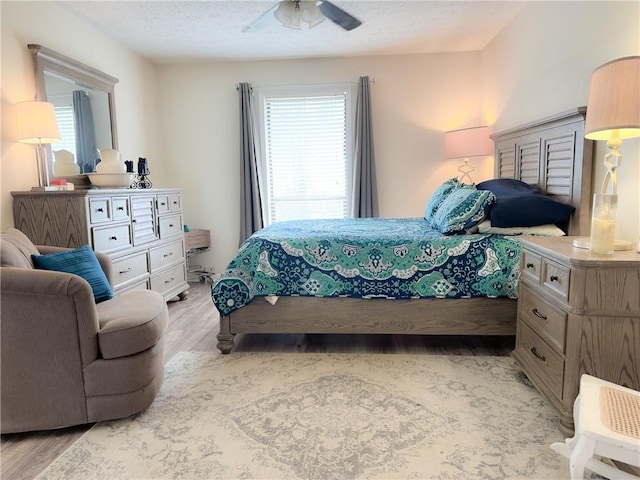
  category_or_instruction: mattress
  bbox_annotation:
[211,217,521,316]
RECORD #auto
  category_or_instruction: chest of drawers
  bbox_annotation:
[12,188,189,301]
[513,237,640,433]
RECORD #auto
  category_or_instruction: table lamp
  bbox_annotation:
[445,126,492,183]
[17,100,61,190]
[575,56,640,254]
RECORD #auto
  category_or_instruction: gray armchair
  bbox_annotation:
[0,228,168,433]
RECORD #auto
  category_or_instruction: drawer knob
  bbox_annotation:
[549,275,559,282]
[110,236,117,241]
[526,262,534,269]
[163,252,173,258]
[531,308,547,320]
[530,346,546,362]
[169,224,174,228]
[119,267,132,274]
[117,206,124,211]
[96,207,104,213]
[164,277,175,284]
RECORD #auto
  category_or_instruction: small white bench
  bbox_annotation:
[551,374,640,480]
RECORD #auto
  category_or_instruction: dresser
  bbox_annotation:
[11,188,189,301]
[513,236,640,433]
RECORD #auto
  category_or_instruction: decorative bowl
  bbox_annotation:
[87,173,135,188]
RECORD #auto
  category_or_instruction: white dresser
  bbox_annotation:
[11,188,189,301]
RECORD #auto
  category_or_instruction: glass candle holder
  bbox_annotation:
[590,194,617,254]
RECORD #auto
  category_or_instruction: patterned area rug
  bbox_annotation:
[37,352,573,480]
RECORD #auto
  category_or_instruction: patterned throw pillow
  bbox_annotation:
[32,245,113,303]
[424,178,462,224]
[431,187,496,234]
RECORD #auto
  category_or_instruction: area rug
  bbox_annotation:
[37,351,572,480]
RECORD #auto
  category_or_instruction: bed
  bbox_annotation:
[213,108,593,353]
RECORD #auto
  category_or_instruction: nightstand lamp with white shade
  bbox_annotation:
[445,126,492,184]
[16,100,61,190]
[574,56,640,254]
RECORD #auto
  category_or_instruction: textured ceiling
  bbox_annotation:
[57,1,527,63]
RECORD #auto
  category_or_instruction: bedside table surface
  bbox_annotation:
[518,236,640,267]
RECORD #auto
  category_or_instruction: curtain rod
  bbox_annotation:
[236,77,376,90]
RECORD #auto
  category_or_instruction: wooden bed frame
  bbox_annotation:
[217,108,593,353]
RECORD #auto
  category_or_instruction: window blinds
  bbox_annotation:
[54,105,77,155]
[263,93,348,224]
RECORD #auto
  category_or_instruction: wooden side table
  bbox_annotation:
[513,236,640,433]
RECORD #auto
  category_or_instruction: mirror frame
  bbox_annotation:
[29,44,119,185]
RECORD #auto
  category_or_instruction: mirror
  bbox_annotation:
[29,44,119,184]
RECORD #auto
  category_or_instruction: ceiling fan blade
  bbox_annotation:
[242,1,280,32]
[317,1,361,31]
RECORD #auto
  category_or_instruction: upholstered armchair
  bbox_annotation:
[0,228,168,433]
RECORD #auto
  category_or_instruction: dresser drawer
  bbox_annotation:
[112,197,130,222]
[89,198,111,224]
[168,194,181,211]
[116,278,149,294]
[111,251,149,287]
[519,286,567,353]
[149,240,185,272]
[521,249,542,284]
[156,195,171,214]
[158,214,182,239]
[542,258,570,300]
[515,321,565,398]
[150,264,186,295]
[92,224,132,253]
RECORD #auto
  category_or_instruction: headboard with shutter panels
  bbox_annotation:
[491,107,594,236]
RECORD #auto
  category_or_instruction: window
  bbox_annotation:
[257,85,354,225]
[53,104,77,155]
[48,93,77,156]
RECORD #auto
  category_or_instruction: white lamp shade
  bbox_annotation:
[585,56,640,141]
[16,101,61,144]
[445,126,492,159]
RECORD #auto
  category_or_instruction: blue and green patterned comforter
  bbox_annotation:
[211,218,521,317]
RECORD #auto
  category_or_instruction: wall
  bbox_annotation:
[482,1,640,245]
[3,1,638,275]
[157,53,486,271]
[1,1,162,229]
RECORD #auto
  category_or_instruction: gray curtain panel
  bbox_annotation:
[238,82,264,244]
[73,90,98,173]
[353,76,379,217]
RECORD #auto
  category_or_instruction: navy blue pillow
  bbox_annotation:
[32,245,113,303]
[477,179,574,227]
[476,178,540,196]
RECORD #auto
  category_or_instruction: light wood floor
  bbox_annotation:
[1,282,515,480]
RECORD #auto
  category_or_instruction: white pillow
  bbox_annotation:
[477,220,565,236]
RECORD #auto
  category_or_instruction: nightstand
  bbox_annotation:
[513,236,640,433]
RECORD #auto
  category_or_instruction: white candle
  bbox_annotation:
[590,217,615,254]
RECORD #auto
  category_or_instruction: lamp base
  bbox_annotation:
[572,237,634,251]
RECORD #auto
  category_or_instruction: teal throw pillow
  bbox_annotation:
[32,245,113,303]
[424,178,462,224]
[431,187,495,234]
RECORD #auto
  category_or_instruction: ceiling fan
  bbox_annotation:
[243,1,362,32]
